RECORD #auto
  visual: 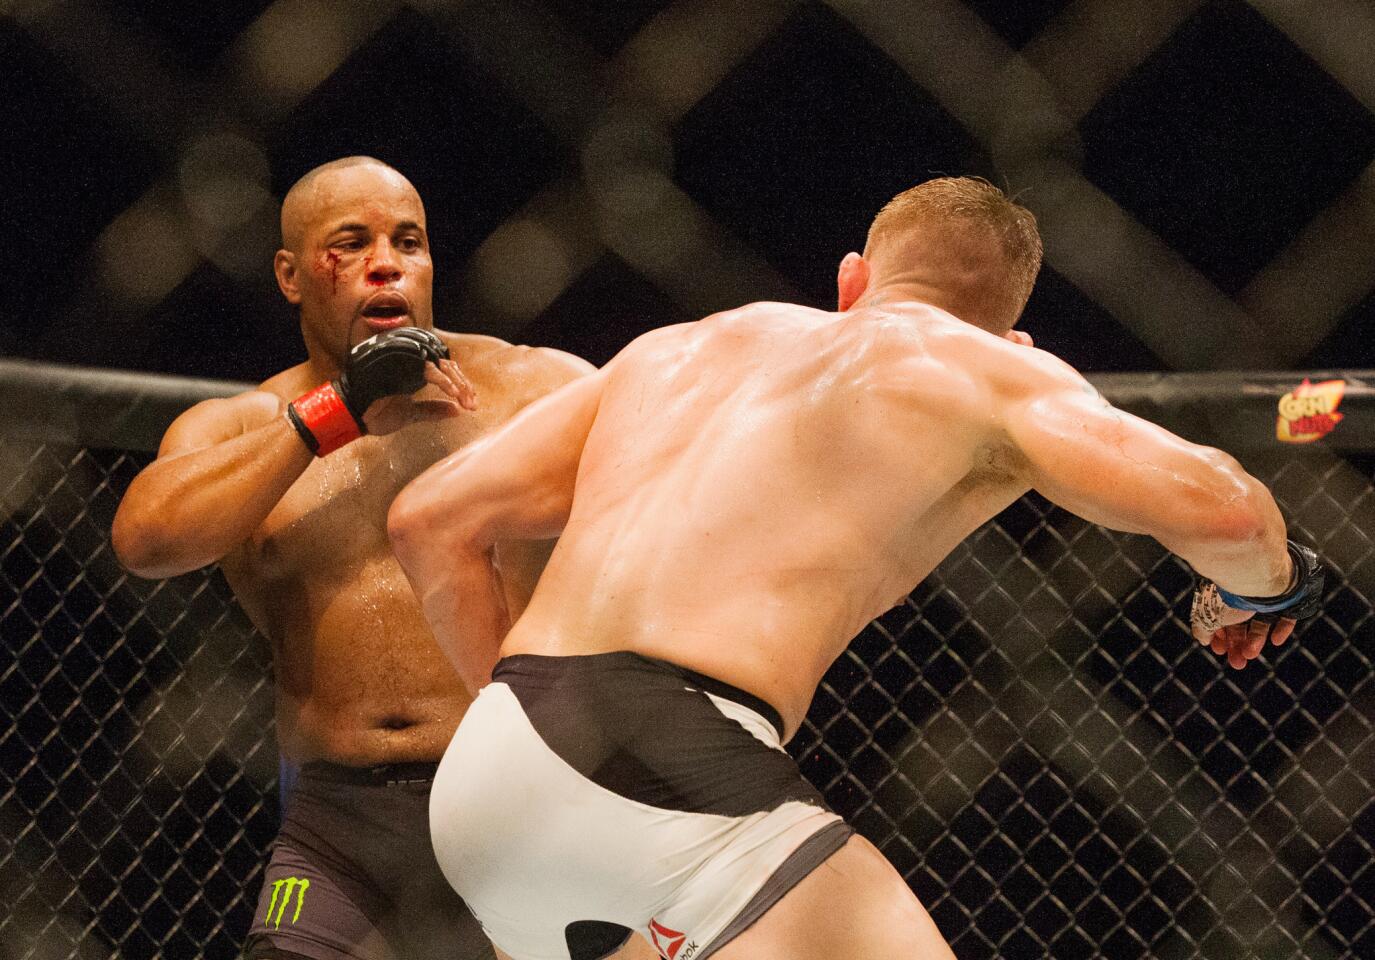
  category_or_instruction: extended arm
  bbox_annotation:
[1005,380,1291,594]
[1003,372,1307,668]
[388,369,607,691]
[486,348,597,619]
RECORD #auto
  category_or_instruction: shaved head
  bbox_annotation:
[272,157,434,365]
[280,156,419,252]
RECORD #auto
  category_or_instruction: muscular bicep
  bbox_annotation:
[156,390,283,459]
[113,389,307,577]
[1004,385,1255,539]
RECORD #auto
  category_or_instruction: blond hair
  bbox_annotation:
[866,176,1042,329]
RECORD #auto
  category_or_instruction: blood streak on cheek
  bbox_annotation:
[315,251,343,294]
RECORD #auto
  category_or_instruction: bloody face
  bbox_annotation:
[290,164,434,364]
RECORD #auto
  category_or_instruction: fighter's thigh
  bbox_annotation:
[243,839,389,959]
[490,932,657,960]
[709,834,956,960]
[491,938,656,960]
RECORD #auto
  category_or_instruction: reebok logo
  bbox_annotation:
[264,876,310,929]
[648,918,698,960]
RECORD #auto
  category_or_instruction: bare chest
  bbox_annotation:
[246,417,483,577]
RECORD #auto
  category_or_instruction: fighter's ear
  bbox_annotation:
[1004,329,1033,348]
[275,249,302,305]
[837,252,869,311]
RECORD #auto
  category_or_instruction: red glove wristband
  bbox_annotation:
[287,382,362,457]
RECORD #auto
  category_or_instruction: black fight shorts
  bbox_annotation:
[243,760,493,960]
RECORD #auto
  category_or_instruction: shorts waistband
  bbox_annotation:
[492,651,785,740]
[298,759,440,786]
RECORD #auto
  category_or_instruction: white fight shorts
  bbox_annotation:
[429,652,853,960]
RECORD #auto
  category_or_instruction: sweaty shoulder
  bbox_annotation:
[836,306,1093,459]
[157,387,285,458]
[435,329,596,408]
[716,300,832,333]
[156,360,318,456]
[977,334,1091,405]
[843,306,980,390]
[608,302,827,366]
[258,362,315,403]
[909,321,1102,475]
[858,307,1085,402]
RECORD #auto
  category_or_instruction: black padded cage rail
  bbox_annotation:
[1,359,1372,959]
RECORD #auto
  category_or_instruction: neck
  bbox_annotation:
[849,281,944,314]
[301,330,345,382]
[849,282,1003,333]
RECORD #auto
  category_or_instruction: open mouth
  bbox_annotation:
[361,292,411,328]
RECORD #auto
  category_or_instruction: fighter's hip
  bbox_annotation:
[429,652,850,960]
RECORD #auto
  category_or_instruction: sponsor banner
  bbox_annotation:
[1277,378,1345,444]
[1083,372,1370,450]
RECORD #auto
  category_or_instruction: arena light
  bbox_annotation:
[458,182,605,338]
[1020,0,1206,124]
[1241,162,1375,359]
[579,110,676,220]
[1248,0,1375,112]
[1006,157,1279,369]
[1233,1,1375,360]
[176,133,272,236]
[613,0,801,117]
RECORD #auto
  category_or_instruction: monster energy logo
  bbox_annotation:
[264,876,310,929]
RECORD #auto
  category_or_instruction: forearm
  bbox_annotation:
[387,368,601,684]
[1154,470,1292,596]
[392,522,510,694]
[113,416,312,577]
[1011,387,1294,597]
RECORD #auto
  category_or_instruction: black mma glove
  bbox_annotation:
[287,328,451,456]
[1190,540,1325,636]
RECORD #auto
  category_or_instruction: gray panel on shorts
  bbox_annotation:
[697,820,856,960]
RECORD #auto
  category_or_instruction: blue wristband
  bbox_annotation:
[1215,542,1321,615]
[1215,584,1315,613]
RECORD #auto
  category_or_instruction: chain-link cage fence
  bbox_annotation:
[1,361,1372,959]
[8,0,1375,378]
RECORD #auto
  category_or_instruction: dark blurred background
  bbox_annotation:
[4,3,1375,959]
[4,0,1375,381]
